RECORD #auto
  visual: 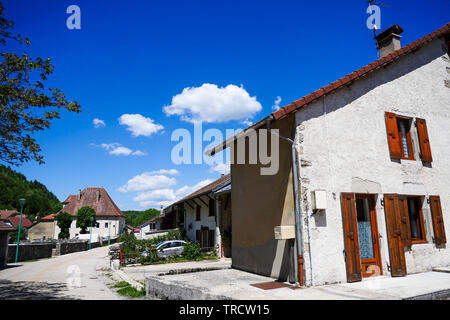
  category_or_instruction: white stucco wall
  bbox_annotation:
[295,37,450,286]
[184,197,217,245]
[53,217,125,239]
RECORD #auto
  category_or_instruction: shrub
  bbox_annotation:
[181,242,202,260]
[76,206,96,234]
[56,211,72,239]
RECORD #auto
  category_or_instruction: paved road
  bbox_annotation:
[0,245,122,300]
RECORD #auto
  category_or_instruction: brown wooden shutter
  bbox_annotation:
[196,230,201,245]
[208,230,215,250]
[385,112,402,159]
[383,194,407,277]
[340,193,362,283]
[430,196,447,245]
[416,118,432,162]
[398,196,412,247]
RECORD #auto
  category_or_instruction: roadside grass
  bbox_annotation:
[116,285,146,298]
[108,279,146,298]
[111,281,130,288]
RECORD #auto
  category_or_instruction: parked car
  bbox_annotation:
[155,240,187,258]
[74,233,100,242]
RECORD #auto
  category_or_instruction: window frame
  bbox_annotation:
[406,196,427,244]
[396,117,415,161]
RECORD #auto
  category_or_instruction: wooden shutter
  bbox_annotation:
[398,196,412,247]
[385,112,402,159]
[430,196,447,245]
[340,193,362,282]
[208,230,215,250]
[383,194,407,277]
[416,118,432,162]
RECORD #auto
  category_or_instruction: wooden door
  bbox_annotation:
[383,194,407,277]
[341,193,362,282]
[355,194,383,277]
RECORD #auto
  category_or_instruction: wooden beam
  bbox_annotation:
[197,196,209,207]
[191,198,201,208]
[184,200,194,209]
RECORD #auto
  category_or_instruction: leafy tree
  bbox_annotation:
[0,3,81,166]
[122,208,160,227]
[0,164,61,220]
[56,211,72,239]
[76,206,96,234]
[9,226,26,243]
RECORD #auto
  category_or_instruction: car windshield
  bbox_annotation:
[156,241,165,247]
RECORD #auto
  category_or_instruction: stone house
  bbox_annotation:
[206,23,450,286]
[163,174,232,257]
[0,210,33,238]
[28,187,126,240]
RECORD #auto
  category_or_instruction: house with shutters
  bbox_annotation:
[28,187,126,240]
[206,23,450,286]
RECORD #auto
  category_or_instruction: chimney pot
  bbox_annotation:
[375,24,404,58]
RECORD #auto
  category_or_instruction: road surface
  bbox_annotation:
[0,245,122,300]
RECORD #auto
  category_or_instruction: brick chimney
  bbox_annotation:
[375,24,404,58]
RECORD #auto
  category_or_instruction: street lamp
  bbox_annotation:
[15,198,26,263]
[89,216,93,250]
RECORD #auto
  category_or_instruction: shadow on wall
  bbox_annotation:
[0,279,78,300]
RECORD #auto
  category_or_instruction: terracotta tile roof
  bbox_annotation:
[58,187,126,218]
[0,221,15,232]
[0,210,18,220]
[41,214,57,221]
[7,215,33,228]
[271,22,450,121]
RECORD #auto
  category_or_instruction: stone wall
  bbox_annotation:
[53,240,88,256]
[0,232,10,268]
[7,243,53,263]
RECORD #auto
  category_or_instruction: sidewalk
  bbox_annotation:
[121,258,232,282]
[144,267,450,300]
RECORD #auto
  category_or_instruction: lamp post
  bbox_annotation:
[89,216,93,250]
[15,198,26,263]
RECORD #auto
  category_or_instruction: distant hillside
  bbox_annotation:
[0,165,62,221]
[122,208,160,227]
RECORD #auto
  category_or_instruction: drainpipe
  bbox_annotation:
[266,116,304,287]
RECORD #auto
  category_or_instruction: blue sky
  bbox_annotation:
[2,0,449,210]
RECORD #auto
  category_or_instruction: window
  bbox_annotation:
[196,206,201,221]
[385,112,433,162]
[397,118,414,160]
[208,199,216,216]
[105,223,108,228]
[406,197,426,243]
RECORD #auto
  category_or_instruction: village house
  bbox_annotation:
[162,174,232,257]
[206,23,450,286]
[28,187,126,240]
[0,210,33,237]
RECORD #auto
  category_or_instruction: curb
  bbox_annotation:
[146,276,232,300]
[404,289,450,300]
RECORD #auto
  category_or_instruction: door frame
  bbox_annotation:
[355,194,383,277]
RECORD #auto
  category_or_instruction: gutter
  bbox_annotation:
[265,116,305,287]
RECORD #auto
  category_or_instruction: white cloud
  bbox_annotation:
[272,96,282,111]
[118,173,176,193]
[118,114,164,137]
[163,83,262,123]
[209,162,230,175]
[94,143,147,156]
[174,179,214,199]
[149,169,180,175]
[241,119,253,126]
[93,118,106,128]
[133,189,176,202]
